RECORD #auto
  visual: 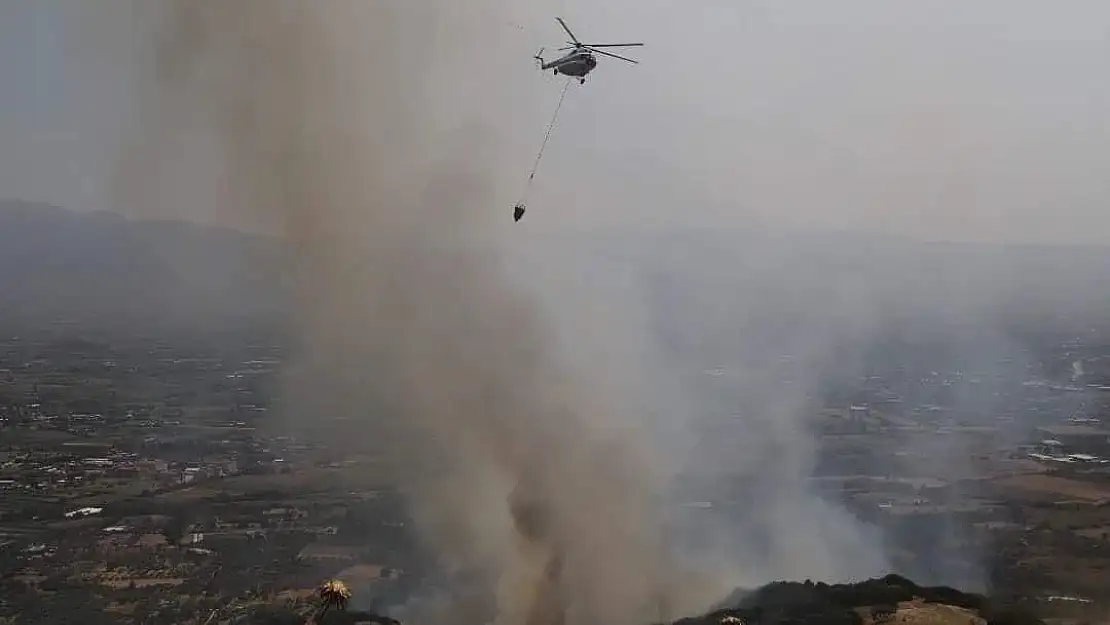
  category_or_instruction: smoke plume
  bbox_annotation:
[100,2,694,624]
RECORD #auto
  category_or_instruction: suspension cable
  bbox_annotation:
[517,78,573,210]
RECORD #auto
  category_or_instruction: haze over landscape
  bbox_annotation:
[4,1,1110,243]
[3,2,1110,625]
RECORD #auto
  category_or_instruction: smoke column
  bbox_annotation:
[98,2,693,624]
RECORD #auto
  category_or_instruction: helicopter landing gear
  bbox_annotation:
[579,78,586,84]
[553,69,558,76]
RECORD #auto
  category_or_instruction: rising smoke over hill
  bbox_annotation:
[76,1,900,622]
[91,3,717,625]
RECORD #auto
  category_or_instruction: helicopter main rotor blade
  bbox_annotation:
[585,46,639,64]
[580,43,644,48]
[556,18,581,46]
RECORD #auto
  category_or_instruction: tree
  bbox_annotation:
[163,515,187,547]
[306,579,351,624]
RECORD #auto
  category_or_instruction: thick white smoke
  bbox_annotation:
[95,3,695,625]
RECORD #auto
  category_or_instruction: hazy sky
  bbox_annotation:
[2,0,1109,244]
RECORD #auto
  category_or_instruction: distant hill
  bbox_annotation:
[4,199,1109,342]
[0,200,291,333]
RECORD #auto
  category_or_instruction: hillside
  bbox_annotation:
[681,575,1043,625]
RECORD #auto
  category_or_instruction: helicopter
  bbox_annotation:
[534,17,643,84]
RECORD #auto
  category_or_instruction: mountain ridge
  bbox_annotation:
[4,199,1110,338]
[0,199,290,333]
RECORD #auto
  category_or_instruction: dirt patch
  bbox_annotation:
[1074,526,1110,540]
[105,602,139,615]
[138,533,166,547]
[335,563,385,583]
[993,475,1110,502]
[13,573,46,586]
[275,588,318,602]
[101,577,186,589]
[152,485,221,504]
[885,600,984,625]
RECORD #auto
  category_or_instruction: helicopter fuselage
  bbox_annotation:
[541,50,597,78]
